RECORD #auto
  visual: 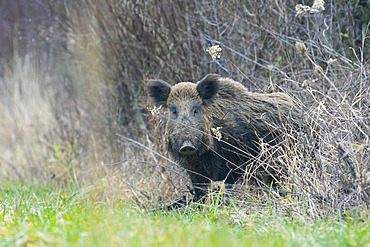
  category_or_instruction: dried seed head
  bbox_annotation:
[295,4,311,16]
[211,126,223,141]
[148,105,162,116]
[296,0,325,16]
[312,0,325,11]
[295,42,306,54]
[327,58,337,65]
[315,65,324,74]
[206,45,222,61]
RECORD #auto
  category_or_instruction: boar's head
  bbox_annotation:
[147,74,220,159]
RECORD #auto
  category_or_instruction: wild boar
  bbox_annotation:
[147,74,301,200]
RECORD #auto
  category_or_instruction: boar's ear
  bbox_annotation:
[196,74,220,100]
[147,79,171,106]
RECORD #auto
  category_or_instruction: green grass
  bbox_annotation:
[0,184,369,247]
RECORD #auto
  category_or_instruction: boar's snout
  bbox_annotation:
[179,140,197,156]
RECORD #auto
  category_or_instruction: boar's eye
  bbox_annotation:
[169,106,178,119]
[192,106,200,117]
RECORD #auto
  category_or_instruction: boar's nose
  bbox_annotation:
[179,140,197,156]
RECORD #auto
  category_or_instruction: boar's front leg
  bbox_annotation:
[187,170,212,202]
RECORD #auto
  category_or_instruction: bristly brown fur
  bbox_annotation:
[147,74,302,200]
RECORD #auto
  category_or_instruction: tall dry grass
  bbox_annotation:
[0,53,116,186]
[0,55,56,181]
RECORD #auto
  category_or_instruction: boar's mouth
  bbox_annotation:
[179,140,197,156]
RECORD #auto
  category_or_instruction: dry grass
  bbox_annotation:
[0,0,369,218]
[0,55,57,181]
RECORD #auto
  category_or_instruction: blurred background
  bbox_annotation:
[0,0,369,214]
